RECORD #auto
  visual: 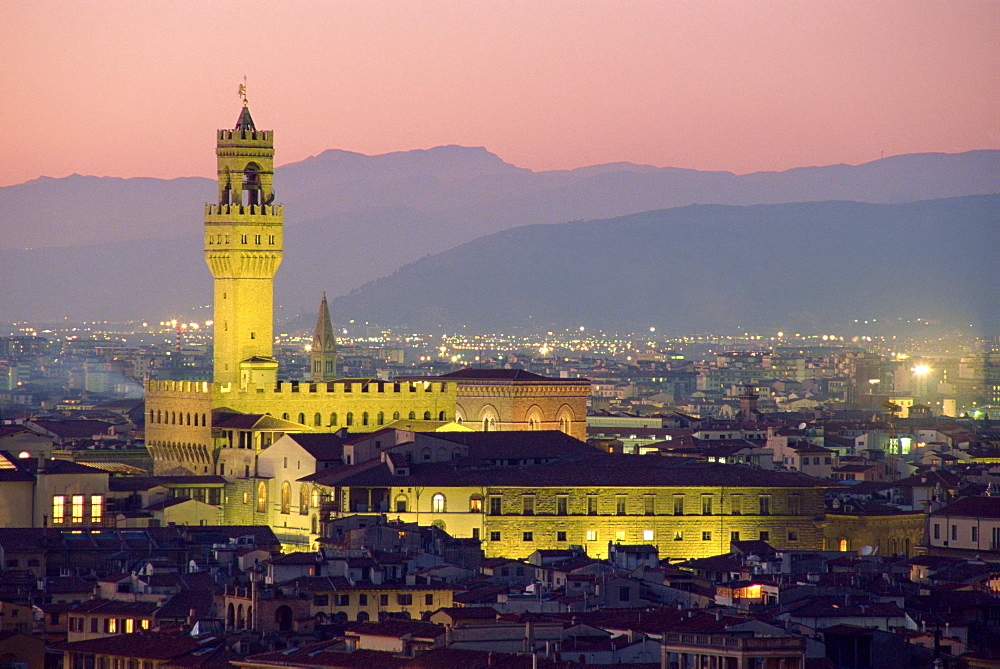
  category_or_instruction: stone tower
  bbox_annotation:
[204,105,283,389]
[310,293,337,382]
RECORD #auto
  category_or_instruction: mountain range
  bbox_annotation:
[0,147,997,331]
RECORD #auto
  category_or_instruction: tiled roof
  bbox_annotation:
[56,630,203,659]
[932,495,1000,519]
[305,451,828,489]
[346,620,445,639]
[284,433,346,460]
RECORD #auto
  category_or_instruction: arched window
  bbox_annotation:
[237,604,244,629]
[431,493,446,513]
[171,411,176,424]
[395,494,408,513]
[408,411,416,420]
[281,482,291,514]
[346,412,354,426]
[439,411,447,421]
[423,411,432,420]
[362,412,369,426]
[393,411,400,421]
[559,416,570,433]
[186,412,191,425]
[300,484,310,515]
[256,481,267,513]
[483,417,491,431]
[311,488,320,508]
[156,410,161,423]
[330,412,338,426]
[297,412,306,425]
[202,413,208,427]
[193,413,199,427]
[377,411,385,425]
[149,409,154,423]
[314,413,322,427]
[282,413,289,421]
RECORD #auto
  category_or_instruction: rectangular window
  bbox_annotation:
[587,495,597,516]
[107,618,118,633]
[254,234,261,244]
[951,525,957,541]
[972,526,979,542]
[268,235,275,244]
[359,594,368,606]
[91,618,98,633]
[313,594,329,606]
[71,495,84,523]
[619,586,630,602]
[616,495,627,516]
[934,524,940,540]
[586,530,597,541]
[731,495,742,515]
[53,495,65,524]
[702,496,713,515]
[379,594,389,606]
[731,531,740,542]
[490,531,501,542]
[397,594,413,606]
[673,495,684,516]
[788,496,801,515]
[615,530,626,541]
[522,495,535,516]
[643,529,654,541]
[425,593,434,605]
[523,531,533,542]
[760,531,770,541]
[644,495,655,516]
[125,618,135,633]
[759,496,771,516]
[489,496,502,515]
[788,530,798,541]
[140,619,150,630]
[241,234,247,244]
[673,531,684,541]
[556,495,568,516]
[557,531,567,542]
[91,495,103,523]
[337,594,349,606]
[702,531,712,541]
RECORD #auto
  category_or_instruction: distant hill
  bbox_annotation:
[0,148,997,323]
[328,195,1000,334]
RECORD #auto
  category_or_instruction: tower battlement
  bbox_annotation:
[148,379,212,395]
[217,128,273,145]
[205,203,283,219]
[218,379,452,397]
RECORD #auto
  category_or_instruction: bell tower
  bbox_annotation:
[204,103,283,388]
[310,293,337,382]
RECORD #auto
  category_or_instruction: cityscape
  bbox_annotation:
[1,2,998,669]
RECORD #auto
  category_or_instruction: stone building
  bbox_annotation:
[304,436,832,560]
[145,104,587,478]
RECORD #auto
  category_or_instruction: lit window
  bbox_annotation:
[71,495,84,523]
[469,497,483,513]
[615,530,625,541]
[643,529,654,541]
[90,495,103,523]
[52,496,66,524]
[140,619,150,629]
[586,530,597,541]
[432,493,446,513]
[280,482,291,514]
[312,489,320,508]
[125,618,135,633]
[256,482,267,513]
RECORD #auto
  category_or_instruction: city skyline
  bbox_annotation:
[1,0,997,187]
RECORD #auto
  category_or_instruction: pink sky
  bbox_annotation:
[1,1,997,187]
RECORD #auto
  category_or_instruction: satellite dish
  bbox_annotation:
[859,545,874,556]
[798,423,807,430]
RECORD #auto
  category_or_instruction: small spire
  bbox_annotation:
[234,106,256,133]
[310,293,337,382]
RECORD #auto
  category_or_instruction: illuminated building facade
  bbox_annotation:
[145,104,585,479]
[308,446,830,560]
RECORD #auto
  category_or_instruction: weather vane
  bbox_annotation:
[238,76,248,106]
